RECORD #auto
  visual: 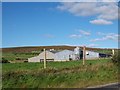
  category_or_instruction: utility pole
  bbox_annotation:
[44,48,46,69]
[83,46,86,65]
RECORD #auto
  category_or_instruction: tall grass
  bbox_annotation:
[2,59,118,88]
[3,59,110,72]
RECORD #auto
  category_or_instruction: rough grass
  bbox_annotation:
[2,59,109,73]
[2,52,39,61]
[2,59,118,88]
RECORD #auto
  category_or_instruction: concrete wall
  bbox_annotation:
[85,50,99,60]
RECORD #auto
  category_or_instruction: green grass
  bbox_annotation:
[2,52,39,61]
[3,59,109,73]
[2,59,118,88]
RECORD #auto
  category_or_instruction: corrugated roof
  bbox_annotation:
[49,49,74,54]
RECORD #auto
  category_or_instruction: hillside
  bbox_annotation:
[1,45,75,53]
[1,45,116,54]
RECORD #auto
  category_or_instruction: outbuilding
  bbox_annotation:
[85,50,99,60]
[28,51,55,62]
[54,50,75,61]
[28,47,110,62]
[28,49,75,62]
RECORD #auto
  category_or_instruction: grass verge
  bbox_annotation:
[2,59,118,88]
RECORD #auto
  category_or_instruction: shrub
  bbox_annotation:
[111,50,120,65]
[24,60,28,63]
[2,57,9,63]
[16,57,21,60]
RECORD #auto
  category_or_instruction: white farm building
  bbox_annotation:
[28,51,54,62]
[28,47,108,62]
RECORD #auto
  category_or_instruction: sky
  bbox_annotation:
[2,1,119,48]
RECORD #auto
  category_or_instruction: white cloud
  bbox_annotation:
[105,33,120,41]
[90,19,113,25]
[79,30,91,35]
[101,0,118,2]
[97,2,118,20]
[59,0,118,2]
[90,38,108,42]
[90,33,119,42]
[57,2,119,24]
[69,34,81,38]
[97,32,106,35]
[87,44,98,47]
[2,0,118,2]
[69,29,91,38]
[57,2,98,16]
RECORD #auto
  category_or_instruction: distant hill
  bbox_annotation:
[1,45,75,53]
[1,45,117,54]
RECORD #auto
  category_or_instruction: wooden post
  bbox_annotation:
[44,48,46,69]
[83,46,86,65]
[112,49,115,56]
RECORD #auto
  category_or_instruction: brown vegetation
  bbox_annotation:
[1,45,116,53]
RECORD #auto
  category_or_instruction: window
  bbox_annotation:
[86,52,89,55]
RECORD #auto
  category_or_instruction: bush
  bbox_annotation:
[2,57,10,63]
[16,57,21,60]
[24,60,28,63]
[111,51,120,65]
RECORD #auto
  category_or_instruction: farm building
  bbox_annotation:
[28,49,75,62]
[54,50,75,61]
[28,51,55,62]
[85,50,99,60]
[28,47,110,62]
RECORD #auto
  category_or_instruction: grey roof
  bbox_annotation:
[49,49,74,54]
[50,50,60,54]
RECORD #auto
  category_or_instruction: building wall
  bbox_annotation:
[28,51,54,62]
[85,50,99,60]
[39,51,54,60]
[54,50,75,61]
[74,47,82,60]
[28,56,40,62]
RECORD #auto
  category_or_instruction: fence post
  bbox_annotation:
[44,48,46,69]
[83,46,86,65]
[112,49,115,56]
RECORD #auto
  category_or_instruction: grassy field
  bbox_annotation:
[2,52,39,61]
[2,59,118,88]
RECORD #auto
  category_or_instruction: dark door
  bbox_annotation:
[80,51,83,59]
